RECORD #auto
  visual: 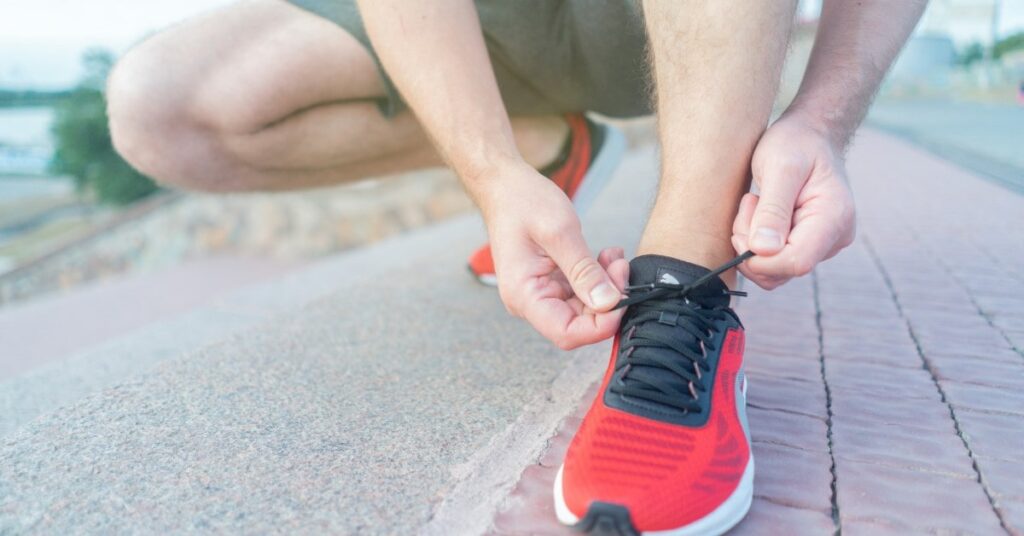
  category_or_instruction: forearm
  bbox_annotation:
[786,0,926,149]
[644,0,795,181]
[356,0,523,203]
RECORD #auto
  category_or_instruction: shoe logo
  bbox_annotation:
[659,272,680,285]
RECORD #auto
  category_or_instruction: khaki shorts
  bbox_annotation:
[287,0,652,118]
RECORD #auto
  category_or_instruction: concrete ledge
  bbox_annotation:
[0,146,658,533]
[0,212,488,439]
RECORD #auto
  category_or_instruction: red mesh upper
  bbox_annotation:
[467,243,495,276]
[552,114,592,199]
[562,329,749,531]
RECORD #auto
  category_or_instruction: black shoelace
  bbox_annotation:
[608,251,755,413]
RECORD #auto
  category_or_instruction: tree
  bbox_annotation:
[958,42,984,66]
[993,31,1024,59]
[49,49,158,205]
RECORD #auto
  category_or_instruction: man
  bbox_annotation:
[106,1,925,533]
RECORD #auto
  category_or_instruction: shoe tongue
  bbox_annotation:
[617,255,732,418]
[628,255,731,308]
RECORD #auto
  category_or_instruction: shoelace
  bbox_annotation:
[608,251,755,413]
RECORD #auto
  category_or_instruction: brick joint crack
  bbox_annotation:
[862,235,1013,535]
[812,271,842,535]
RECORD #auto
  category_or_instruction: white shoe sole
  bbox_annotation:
[474,273,498,286]
[553,456,754,536]
[470,120,626,287]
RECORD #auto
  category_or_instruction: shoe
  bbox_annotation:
[466,113,626,286]
[554,254,753,536]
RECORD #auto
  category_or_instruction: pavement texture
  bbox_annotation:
[0,256,298,380]
[0,127,1022,535]
[491,129,1024,535]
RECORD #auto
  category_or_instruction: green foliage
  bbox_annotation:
[993,31,1024,59]
[958,42,984,66]
[49,49,158,205]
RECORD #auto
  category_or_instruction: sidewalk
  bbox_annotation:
[0,128,1021,535]
[492,129,1024,535]
[868,98,1024,193]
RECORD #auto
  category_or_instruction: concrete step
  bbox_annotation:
[0,145,658,534]
[0,256,299,381]
[0,213,496,440]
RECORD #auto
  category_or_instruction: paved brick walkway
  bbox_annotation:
[490,129,1024,535]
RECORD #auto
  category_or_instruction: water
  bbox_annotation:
[0,107,54,147]
[0,176,73,202]
[0,107,56,177]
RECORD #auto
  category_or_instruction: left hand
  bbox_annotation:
[731,114,856,290]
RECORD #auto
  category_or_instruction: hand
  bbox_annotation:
[731,114,856,290]
[477,162,629,350]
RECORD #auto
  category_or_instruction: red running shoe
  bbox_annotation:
[466,113,625,286]
[555,254,753,536]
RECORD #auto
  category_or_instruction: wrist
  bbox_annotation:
[460,154,534,217]
[778,103,847,154]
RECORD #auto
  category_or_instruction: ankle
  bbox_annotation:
[636,231,739,289]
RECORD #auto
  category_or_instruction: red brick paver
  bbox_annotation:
[489,129,1022,534]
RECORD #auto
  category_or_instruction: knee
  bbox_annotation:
[107,49,232,192]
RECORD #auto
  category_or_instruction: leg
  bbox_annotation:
[636,0,797,286]
[107,0,567,192]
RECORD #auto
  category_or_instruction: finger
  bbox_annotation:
[563,307,625,348]
[522,296,624,350]
[542,231,623,312]
[597,247,625,269]
[606,258,630,292]
[741,265,788,290]
[733,233,776,289]
[732,233,779,289]
[744,212,840,282]
[731,234,750,266]
[732,192,758,240]
[748,160,807,256]
[597,247,628,290]
[552,248,623,302]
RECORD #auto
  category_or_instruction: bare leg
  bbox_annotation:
[636,0,797,287]
[107,0,567,192]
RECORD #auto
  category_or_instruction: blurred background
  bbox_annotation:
[0,0,1022,357]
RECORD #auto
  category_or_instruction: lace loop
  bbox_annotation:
[613,251,755,311]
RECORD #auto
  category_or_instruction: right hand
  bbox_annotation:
[730,113,856,290]
[475,162,629,350]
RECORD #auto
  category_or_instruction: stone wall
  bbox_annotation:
[0,168,473,304]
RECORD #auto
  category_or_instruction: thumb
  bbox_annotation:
[543,229,622,312]
[748,162,805,256]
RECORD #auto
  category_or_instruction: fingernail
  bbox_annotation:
[590,283,620,309]
[752,228,782,250]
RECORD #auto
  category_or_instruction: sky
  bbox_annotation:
[2,0,1023,89]
[0,0,233,88]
